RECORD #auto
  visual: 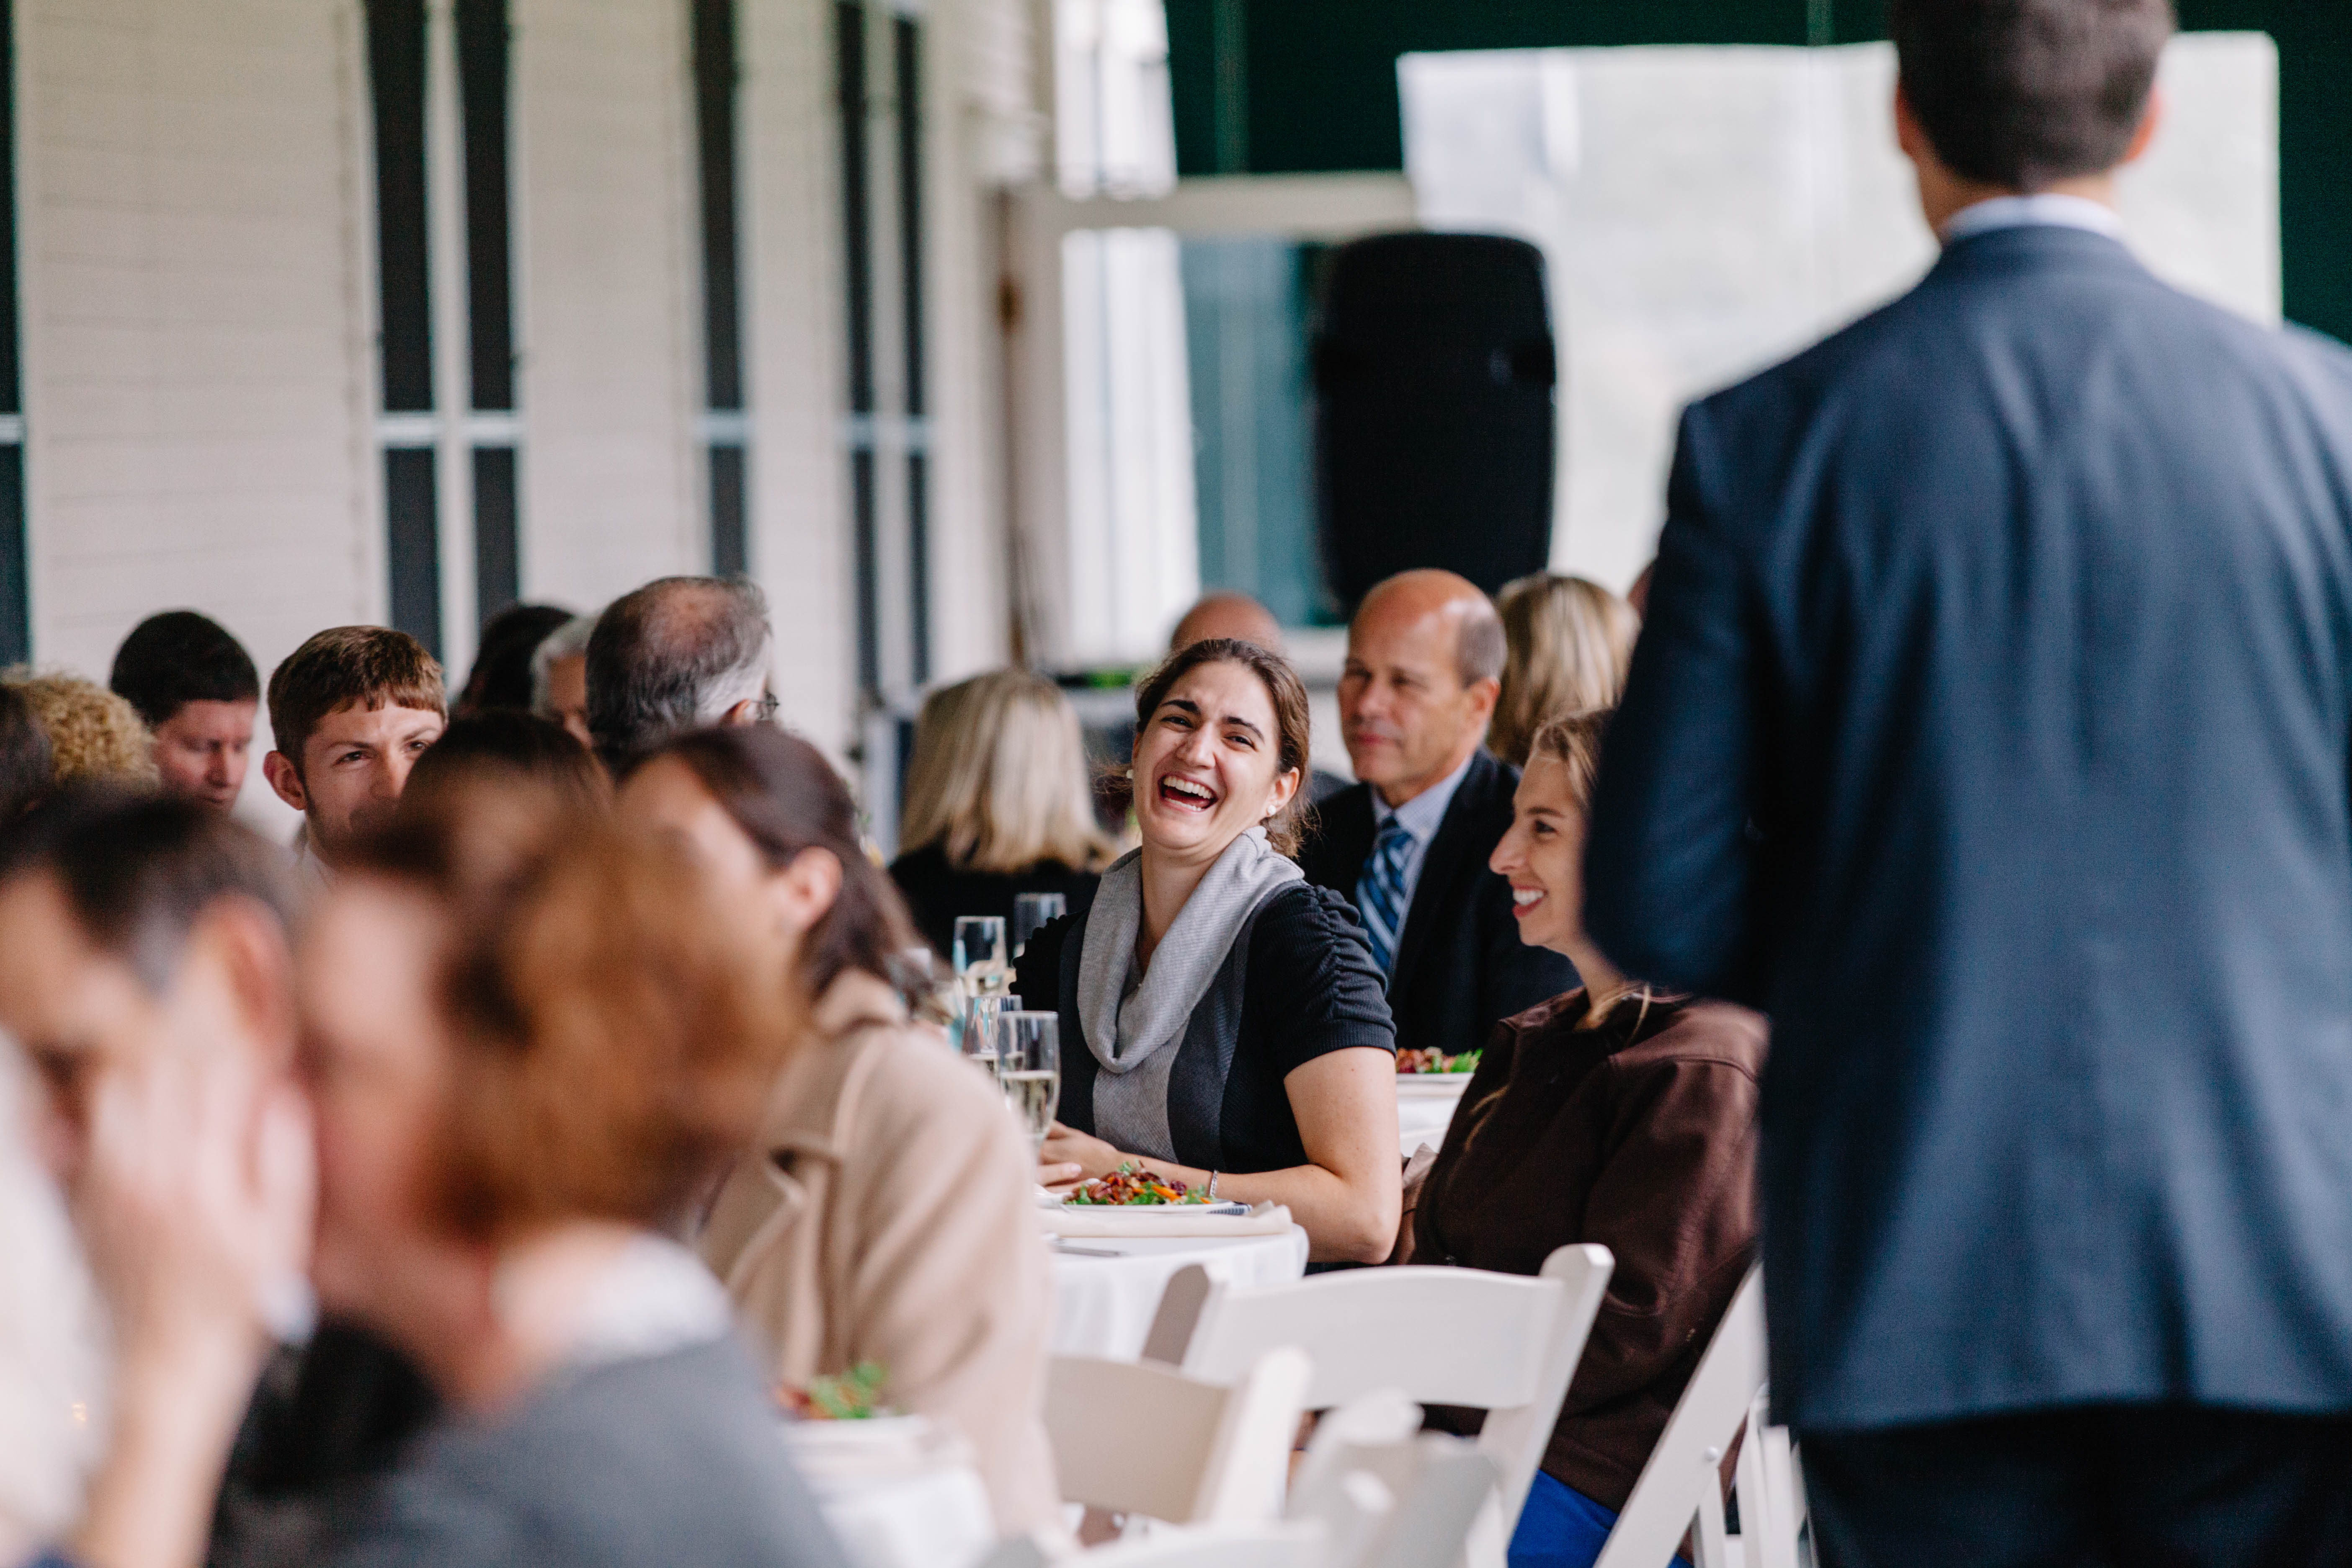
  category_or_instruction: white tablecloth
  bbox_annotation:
[1397,1075,1471,1158]
[787,1419,999,1568]
[1049,1228,1310,1360]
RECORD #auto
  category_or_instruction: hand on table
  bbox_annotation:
[1038,1121,1128,1191]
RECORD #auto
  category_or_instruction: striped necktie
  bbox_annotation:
[1356,815,1415,979]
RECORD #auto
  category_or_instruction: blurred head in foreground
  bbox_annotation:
[297,783,789,1376]
[619,726,918,1008]
[264,627,447,870]
[4,671,158,792]
[109,609,262,810]
[0,789,299,1182]
[397,709,607,819]
[1488,573,1638,768]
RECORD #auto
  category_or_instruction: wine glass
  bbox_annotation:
[1011,892,1067,957]
[959,990,1020,1079]
[994,1011,1060,1150]
[953,916,1011,995]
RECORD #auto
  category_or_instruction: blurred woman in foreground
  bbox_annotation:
[890,669,1116,957]
[1405,710,1763,1568]
[621,727,1060,1537]
[296,788,846,1567]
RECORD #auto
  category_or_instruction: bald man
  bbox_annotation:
[1300,570,1579,1061]
[1169,591,1286,654]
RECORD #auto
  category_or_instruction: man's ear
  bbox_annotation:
[182,896,299,1068]
[1467,675,1502,725]
[2122,88,2163,166]
[1893,80,1929,163]
[720,698,760,727]
[262,751,308,813]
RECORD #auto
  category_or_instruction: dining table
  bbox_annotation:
[1047,1225,1310,1361]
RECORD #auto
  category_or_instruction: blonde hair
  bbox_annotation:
[4,669,159,787]
[899,670,1116,874]
[1489,575,1639,768]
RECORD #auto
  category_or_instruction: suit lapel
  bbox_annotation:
[1390,752,1500,1000]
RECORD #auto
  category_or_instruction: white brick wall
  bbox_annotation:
[17,0,377,828]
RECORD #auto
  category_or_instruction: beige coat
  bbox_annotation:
[697,970,1060,1535]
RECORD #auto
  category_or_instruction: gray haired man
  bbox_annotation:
[585,576,775,774]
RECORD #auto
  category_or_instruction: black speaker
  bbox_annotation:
[1313,232,1556,614]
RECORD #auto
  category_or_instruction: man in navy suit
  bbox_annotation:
[1585,0,2352,1561]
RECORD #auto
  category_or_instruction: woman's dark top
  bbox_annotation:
[1014,880,1394,1174]
[1416,989,1766,1513]
[888,841,1101,960]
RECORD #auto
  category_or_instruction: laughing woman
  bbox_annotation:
[1014,639,1401,1262]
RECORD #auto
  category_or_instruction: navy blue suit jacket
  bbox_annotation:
[1585,224,2352,1430]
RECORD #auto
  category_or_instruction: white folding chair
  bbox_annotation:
[1289,1390,1501,1568]
[1044,1347,1313,1526]
[1142,1242,1614,1540]
[977,1519,1329,1568]
[1591,1266,1810,1568]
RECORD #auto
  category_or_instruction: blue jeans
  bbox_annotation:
[1508,1471,1692,1568]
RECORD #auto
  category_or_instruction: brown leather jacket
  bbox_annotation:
[1412,990,1766,1511]
[696,972,1060,1535]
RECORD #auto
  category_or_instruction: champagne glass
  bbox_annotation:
[995,1011,1060,1150]
[960,990,1020,1080]
[953,916,1011,995]
[1011,892,1067,957]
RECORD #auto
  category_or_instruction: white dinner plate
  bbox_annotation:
[1395,1073,1475,1098]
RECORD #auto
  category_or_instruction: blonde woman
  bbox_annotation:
[890,668,1117,957]
[1487,575,1639,768]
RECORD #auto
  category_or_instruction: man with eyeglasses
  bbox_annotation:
[582,576,780,776]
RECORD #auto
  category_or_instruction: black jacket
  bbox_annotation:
[1299,749,1578,1058]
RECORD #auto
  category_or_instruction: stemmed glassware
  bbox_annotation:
[953,916,1011,995]
[993,1011,1060,1150]
[959,990,1017,1080]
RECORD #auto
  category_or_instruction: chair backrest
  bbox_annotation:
[1045,1346,1313,1524]
[1591,1266,1767,1568]
[1146,1243,1614,1527]
[1287,1390,1499,1568]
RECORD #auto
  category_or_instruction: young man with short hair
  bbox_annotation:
[261,627,446,878]
[108,609,261,811]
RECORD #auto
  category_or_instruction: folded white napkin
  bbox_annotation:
[1040,1200,1295,1238]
